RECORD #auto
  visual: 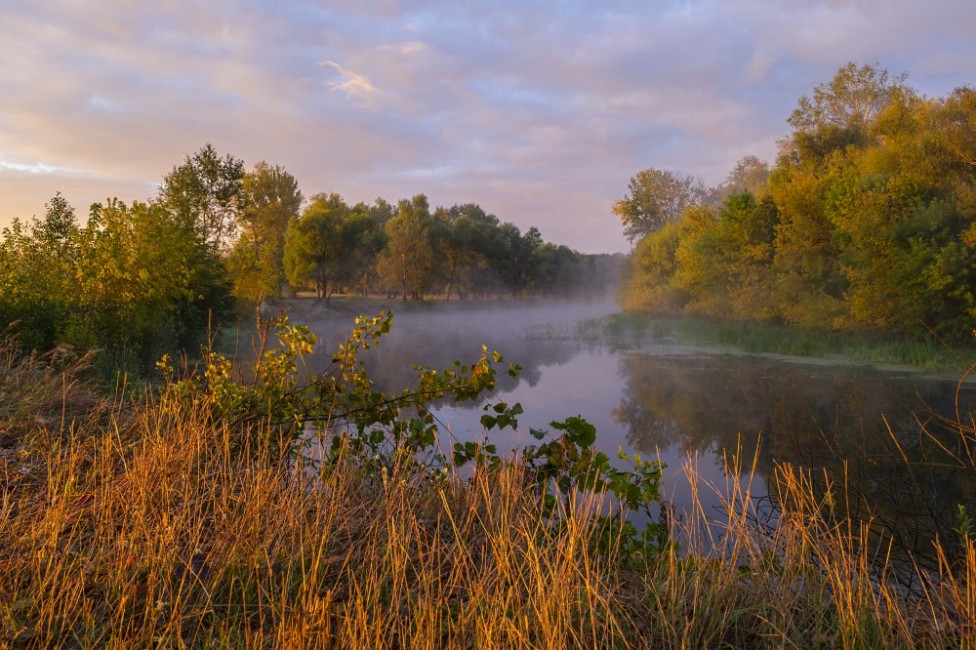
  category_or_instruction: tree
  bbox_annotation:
[788,62,909,133]
[620,220,684,313]
[73,198,227,361]
[783,63,913,165]
[342,203,389,297]
[377,195,436,301]
[613,168,706,243]
[502,224,543,297]
[283,193,350,302]
[158,144,246,251]
[229,162,302,301]
[0,194,80,349]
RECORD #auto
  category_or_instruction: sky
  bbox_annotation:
[1,0,975,254]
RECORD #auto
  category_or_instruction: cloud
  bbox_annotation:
[0,160,70,175]
[0,0,975,253]
[319,60,379,105]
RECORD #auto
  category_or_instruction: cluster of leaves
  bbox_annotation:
[160,311,667,563]
[0,194,230,372]
[0,145,301,370]
[620,62,976,343]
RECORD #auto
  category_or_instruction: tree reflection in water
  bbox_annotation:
[613,353,976,572]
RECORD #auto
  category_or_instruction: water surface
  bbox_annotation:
[295,300,976,560]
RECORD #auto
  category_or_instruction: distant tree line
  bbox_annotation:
[618,62,976,342]
[283,193,618,304]
[0,146,617,368]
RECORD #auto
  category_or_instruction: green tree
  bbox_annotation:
[158,144,246,251]
[0,194,79,349]
[283,193,351,303]
[228,162,302,301]
[377,195,436,301]
[343,200,390,297]
[74,198,231,365]
[613,168,706,243]
[529,242,582,296]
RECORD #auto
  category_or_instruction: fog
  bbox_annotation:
[273,297,976,561]
[288,298,619,393]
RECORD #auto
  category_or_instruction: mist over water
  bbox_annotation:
[287,299,976,558]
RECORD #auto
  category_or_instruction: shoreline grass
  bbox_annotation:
[576,313,976,373]
[1,337,974,648]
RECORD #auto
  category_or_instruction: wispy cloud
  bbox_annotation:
[0,160,65,175]
[319,60,378,105]
[1,0,975,252]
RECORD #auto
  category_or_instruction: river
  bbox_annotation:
[291,299,976,563]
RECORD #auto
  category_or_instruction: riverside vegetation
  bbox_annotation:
[617,63,976,347]
[1,312,975,648]
[576,312,976,372]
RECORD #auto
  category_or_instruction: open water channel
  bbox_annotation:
[294,300,976,564]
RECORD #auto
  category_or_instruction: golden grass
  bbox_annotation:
[0,342,973,648]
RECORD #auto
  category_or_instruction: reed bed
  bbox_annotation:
[0,340,973,648]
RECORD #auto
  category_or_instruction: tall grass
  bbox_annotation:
[1,338,973,648]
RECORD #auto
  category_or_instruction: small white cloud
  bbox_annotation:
[0,159,64,174]
[319,60,378,104]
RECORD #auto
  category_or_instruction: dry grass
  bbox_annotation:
[0,340,974,648]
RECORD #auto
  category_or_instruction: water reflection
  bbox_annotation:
[612,353,976,565]
[289,302,976,565]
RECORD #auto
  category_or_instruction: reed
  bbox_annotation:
[0,337,973,648]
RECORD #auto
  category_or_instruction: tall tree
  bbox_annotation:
[343,202,389,297]
[283,193,350,303]
[377,195,435,301]
[158,144,246,250]
[784,63,913,165]
[613,168,706,243]
[788,62,909,133]
[229,161,302,301]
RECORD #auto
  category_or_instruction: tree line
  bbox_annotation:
[0,147,616,369]
[282,193,616,304]
[618,63,976,342]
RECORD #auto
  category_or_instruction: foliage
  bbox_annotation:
[227,161,302,301]
[3,142,603,378]
[1,180,232,370]
[613,168,707,243]
[620,62,976,343]
[282,193,355,302]
[376,195,438,301]
[158,143,246,251]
